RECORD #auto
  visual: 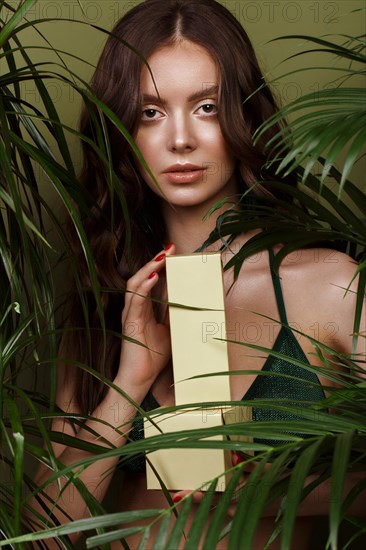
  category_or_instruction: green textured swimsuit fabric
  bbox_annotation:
[121,250,325,473]
[245,248,325,446]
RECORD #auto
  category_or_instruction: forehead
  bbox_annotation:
[140,40,219,97]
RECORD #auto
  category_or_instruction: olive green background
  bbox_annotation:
[2,3,365,546]
[13,0,365,132]
[5,0,364,206]
[4,0,364,383]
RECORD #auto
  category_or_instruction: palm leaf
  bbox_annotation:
[1,2,365,548]
[328,431,354,549]
[254,33,366,190]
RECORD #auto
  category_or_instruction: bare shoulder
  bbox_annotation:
[275,247,361,317]
[225,243,364,359]
[227,243,358,293]
[279,247,364,356]
[279,247,359,291]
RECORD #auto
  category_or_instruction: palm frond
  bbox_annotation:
[254,32,366,192]
[0,2,365,549]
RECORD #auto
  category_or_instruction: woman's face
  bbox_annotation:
[135,40,238,211]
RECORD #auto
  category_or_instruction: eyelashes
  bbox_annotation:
[140,101,218,121]
[196,103,218,115]
[141,108,161,121]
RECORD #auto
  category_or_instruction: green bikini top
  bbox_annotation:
[121,249,325,473]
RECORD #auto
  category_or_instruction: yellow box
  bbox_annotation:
[165,253,230,405]
[145,253,250,491]
[144,406,252,491]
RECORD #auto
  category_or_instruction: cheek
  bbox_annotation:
[202,125,231,158]
[135,126,161,157]
[212,139,235,173]
[134,137,163,194]
[135,144,165,197]
[135,132,150,160]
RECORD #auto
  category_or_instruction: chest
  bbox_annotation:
[152,258,335,406]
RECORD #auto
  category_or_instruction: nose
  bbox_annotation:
[167,112,197,153]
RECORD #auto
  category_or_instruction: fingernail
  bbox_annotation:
[164,242,174,251]
[233,453,245,466]
[155,254,166,262]
[148,271,157,280]
[173,495,182,503]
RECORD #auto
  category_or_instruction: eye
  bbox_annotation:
[141,108,163,121]
[196,103,218,115]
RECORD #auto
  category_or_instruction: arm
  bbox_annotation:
[26,245,175,540]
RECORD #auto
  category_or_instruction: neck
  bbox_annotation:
[162,201,232,254]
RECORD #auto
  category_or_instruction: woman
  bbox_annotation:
[30,0,364,548]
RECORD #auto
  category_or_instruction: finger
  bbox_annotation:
[231,453,257,471]
[232,452,253,468]
[122,273,159,328]
[158,242,175,324]
[122,253,166,321]
[125,251,166,295]
[123,243,176,322]
[124,243,175,302]
[227,477,249,518]
[172,490,204,505]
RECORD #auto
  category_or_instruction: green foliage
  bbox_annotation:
[0,2,365,549]
[255,33,366,191]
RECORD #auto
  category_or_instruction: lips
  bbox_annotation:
[163,164,206,184]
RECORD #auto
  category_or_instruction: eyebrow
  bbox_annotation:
[141,84,219,105]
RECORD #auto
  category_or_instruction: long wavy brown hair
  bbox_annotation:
[64,0,292,414]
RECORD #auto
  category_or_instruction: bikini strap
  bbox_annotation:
[268,248,288,326]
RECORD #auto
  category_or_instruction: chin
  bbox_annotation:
[167,198,210,209]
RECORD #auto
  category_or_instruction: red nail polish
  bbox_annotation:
[164,242,174,251]
[155,254,166,262]
[233,453,245,466]
[148,272,157,280]
[173,495,182,503]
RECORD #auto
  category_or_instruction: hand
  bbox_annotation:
[116,244,176,391]
[171,453,254,517]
